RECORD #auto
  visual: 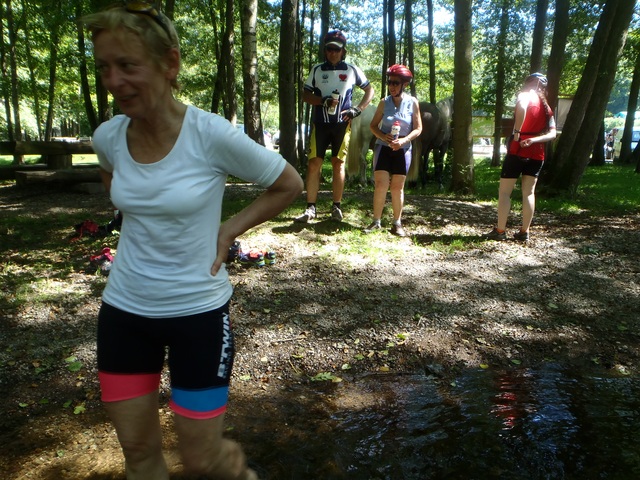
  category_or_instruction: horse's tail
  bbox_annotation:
[347,115,363,176]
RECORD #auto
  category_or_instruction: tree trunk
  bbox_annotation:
[241,0,265,145]
[387,0,396,65]
[221,0,237,123]
[44,1,59,142]
[529,0,548,73]
[591,122,606,166]
[0,2,14,142]
[543,0,635,194]
[206,0,223,115]
[405,0,415,97]
[381,0,388,94]
[296,0,307,161]
[318,0,329,63]
[426,0,436,104]
[76,3,98,132]
[23,0,42,140]
[619,41,640,164]
[6,0,23,164]
[491,0,510,168]
[451,0,474,194]
[278,0,299,166]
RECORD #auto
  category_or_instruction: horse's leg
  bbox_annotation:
[434,147,444,189]
[421,147,432,188]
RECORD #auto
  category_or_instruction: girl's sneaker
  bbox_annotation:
[513,230,529,241]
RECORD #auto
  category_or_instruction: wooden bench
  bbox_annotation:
[0,141,102,188]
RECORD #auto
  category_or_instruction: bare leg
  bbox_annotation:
[304,156,323,203]
[330,156,345,203]
[372,170,390,220]
[390,174,406,223]
[174,413,256,480]
[520,175,538,232]
[497,177,518,231]
[104,391,169,480]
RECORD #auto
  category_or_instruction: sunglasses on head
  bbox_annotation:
[388,80,403,86]
[124,1,172,39]
[325,46,342,52]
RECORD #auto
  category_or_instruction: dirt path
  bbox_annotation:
[1,183,638,479]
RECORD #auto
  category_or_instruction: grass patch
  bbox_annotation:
[468,158,640,216]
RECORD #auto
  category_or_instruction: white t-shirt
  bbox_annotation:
[92,105,286,318]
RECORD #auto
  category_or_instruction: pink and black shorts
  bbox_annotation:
[97,301,234,419]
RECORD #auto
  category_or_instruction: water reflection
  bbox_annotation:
[321,364,640,479]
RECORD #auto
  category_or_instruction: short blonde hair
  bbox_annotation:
[82,4,180,90]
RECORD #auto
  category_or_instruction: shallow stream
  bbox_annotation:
[241,364,640,479]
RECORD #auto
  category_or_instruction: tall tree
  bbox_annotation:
[491,0,511,167]
[43,0,61,141]
[0,1,14,141]
[278,0,299,166]
[386,0,396,65]
[545,0,569,124]
[5,0,23,163]
[451,0,474,193]
[619,37,640,164]
[221,0,237,123]
[76,2,98,132]
[318,0,329,63]
[240,0,265,145]
[426,0,436,103]
[529,0,548,73]
[543,0,635,194]
[405,0,415,96]
[22,0,43,139]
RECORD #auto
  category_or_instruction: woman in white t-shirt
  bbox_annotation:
[83,3,302,479]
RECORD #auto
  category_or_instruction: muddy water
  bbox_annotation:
[238,364,640,479]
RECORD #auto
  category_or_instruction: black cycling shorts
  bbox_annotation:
[501,153,544,179]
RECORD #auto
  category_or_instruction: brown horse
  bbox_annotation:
[408,97,453,188]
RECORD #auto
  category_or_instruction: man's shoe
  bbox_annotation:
[364,221,382,233]
[331,205,343,221]
[390,224,406,237]
[513,230,529,241]
[295,207,316,223]
[485,227,507,241]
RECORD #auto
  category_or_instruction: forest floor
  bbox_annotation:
[1,181,639,479]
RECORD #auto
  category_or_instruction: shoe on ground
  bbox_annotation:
[239,249,265,267]
[227,240,241,263]
[295,207,316,223]
[513,230,529,241]
[485,227,507,241]
[331,205,343,221]
[364,222,382,233]
[263,250,276,265]
[390,224,406,237]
